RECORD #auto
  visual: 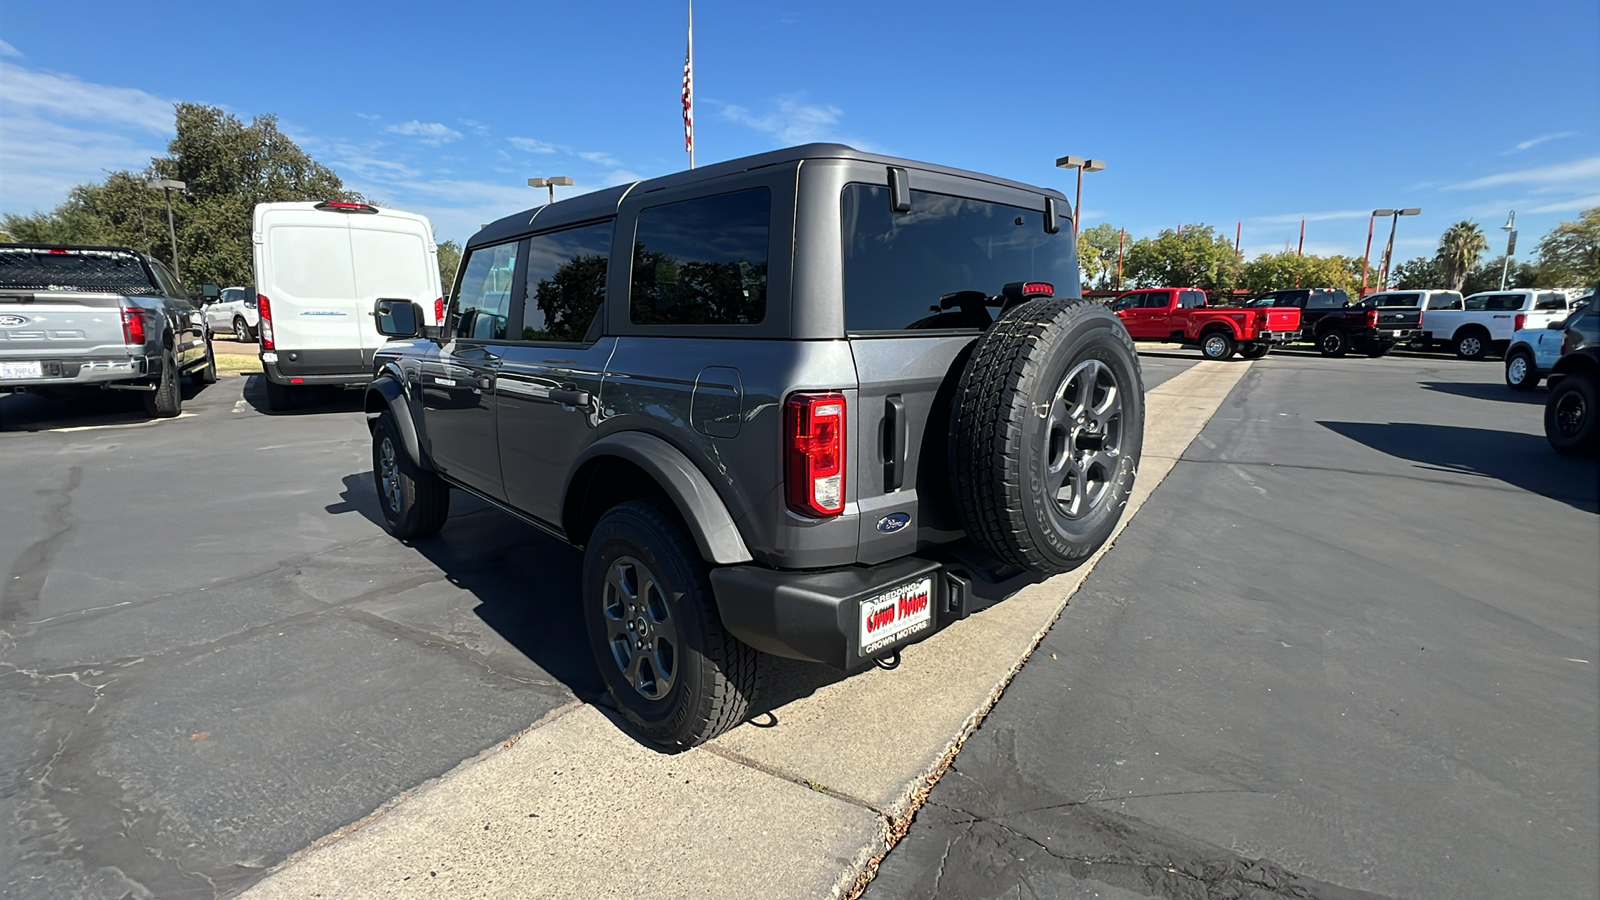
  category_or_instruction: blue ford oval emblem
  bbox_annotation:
[877,513,910,534]
[0,315,27,327]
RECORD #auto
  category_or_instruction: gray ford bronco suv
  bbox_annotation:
[365,144,1145,748]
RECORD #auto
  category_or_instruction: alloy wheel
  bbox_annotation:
[1043,359,1124,520]
[601,556,679,701]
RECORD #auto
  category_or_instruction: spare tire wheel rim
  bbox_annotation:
[1204,335,1227,357]
[1508,357,1527,383]
[379,436,402,513]
[1555,389,1586,438]
[1044,358,1123,520]
[602,556,678,701]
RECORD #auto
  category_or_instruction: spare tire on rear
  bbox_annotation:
[950,298,1144,575]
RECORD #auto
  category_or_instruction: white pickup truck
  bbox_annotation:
[1420,288,1571,360]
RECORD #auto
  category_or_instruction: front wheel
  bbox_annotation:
[584,498,758,748]
[1317,329,1349,358]
[372,410,450,538]
[234,316,254,342]
[1239,342,1271,360]
[143,348,182,418]
[1200,331,1237,360]
[1505,351,1539,391]
[1546,373,1599,456]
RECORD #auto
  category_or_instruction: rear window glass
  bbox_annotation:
[841,184,1077,332]
[523,220,612,342]
[0,248,158,294]
[1465,293,1522,311]
[629,189,769,327]
[1535,292,1566,311]
[1307,291,1346,309]
[1427,292,1462,309]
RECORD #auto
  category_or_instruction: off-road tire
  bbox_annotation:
[265,379,294,412]
[371,410,450,538]
[1200,330,1237,361]
[1240,342,1271,360]
[950,298,1144,575]
[1454,328,1489,360]
[1317,328,1349,358]
[583,498,757,749]
[1546,372,1600,456]
[143,347,182,418]
[1505,350,1538,391]
[194,337,218,385]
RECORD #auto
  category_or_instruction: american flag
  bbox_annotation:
[681,32,694,157]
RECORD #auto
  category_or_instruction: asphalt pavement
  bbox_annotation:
[864,349,1600,900]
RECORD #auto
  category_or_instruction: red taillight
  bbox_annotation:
[258,294,275,350]
[785,392,847,518]
[1367,308,1380,327]
[1514,313,1526,331]
[434,297,444,324]
[120,307,145,345]
[314,200,379,214]
[1022,281,1054,297]
[48,248,67,255]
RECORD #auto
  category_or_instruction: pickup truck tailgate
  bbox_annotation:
[1376,308,1422,329]
[0,292,136,361]
[1264,307,1301,332]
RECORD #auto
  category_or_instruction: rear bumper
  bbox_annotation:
[262,351,373,387]
[710,556,969,671]
[1373,327,1423,343]
[0,355,148,390]
[1263,330,1296,343]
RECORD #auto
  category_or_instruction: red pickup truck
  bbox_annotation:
[1110,287,1302,360]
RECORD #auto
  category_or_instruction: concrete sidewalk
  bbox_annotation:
[241,360,1251,900]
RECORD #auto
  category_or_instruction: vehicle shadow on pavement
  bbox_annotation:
[1320,421,1599,513]
[1419,380,1547,405]
[0,387,179,431]
[241,373,365,416]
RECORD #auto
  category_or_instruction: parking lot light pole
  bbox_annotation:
[1499,210,1517,290]
[1376,207,1420,291]
[1360,210,1386,296]
[149,179,187,281]
[1055,156,1105,238]
[527,176,574,205]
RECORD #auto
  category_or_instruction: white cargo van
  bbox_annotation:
[252,201,441,410]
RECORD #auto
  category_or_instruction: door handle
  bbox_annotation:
[884,395,907,491]
[475,374,495,390]
[549,388,590,407]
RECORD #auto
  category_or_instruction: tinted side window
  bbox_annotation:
[1428,292,1462,309]
[452,241,518,340]
[522,221,612,342]
[1179,290,1205,308]
[1141,292,1170,309]
[150,260,183,298]
[630,188,769,326]
[1111,292,1141,311]
[1307,293,1342,309]
[840,184,1077,331]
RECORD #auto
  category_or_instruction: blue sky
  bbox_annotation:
[2,0,1596,265]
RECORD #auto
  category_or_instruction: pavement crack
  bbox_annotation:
[0,465,83,641]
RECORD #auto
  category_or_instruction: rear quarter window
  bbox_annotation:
[629,188,769,327]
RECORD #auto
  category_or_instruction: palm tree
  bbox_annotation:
[1436,221,1490,291]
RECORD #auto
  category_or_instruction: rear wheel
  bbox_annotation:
[951,299,1144,575]
[233,316,254,342]
[1454,329,1488,360]
[143,348,182,418]
[1200,331,1237,360]
[372,410,450,538]
[1546,372,1599,456]
[1317,329,1349,357]
[1240,342,1271,360]
[584,498,758,748]
[1505,350,1539,391]
[194,336,218,385]
[265,379,293,412]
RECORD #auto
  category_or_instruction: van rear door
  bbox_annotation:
[348,212,442,355]
[257,207,358,361]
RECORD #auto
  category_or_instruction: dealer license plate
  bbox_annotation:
[859,577,934,656]
[0,361,43,380]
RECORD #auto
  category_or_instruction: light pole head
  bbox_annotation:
[1372,208,1395,217]
[1055,155,1085,170]
[1501,211,1516,231]
[527,178,549,188]
[1083,159,1106,173]
[548,176,574,187]
[150,179,187,192]
[1398,208,1421,216]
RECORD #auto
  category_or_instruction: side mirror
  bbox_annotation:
[374,298,422,338]
[202,283,220,299]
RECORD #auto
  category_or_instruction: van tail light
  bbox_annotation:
[1514,313,1526,332]
[120,307,146,345]
[434,297,444,324]
[785,392,847,518]
[1366,308,1380,327]
[258,294,275,350]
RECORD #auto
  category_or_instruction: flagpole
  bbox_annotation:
[687,0,695,169]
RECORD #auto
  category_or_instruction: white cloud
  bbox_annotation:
[1446,156,1600,190]
[0,39,21,59]
[384,120,461,144]
[579,150,622,167]
[0,60,173,132]
[720,96,865,147]
[1523,193,1600,215]
[1250,209,1371,225]
[1506,132,1574,153]
[508,136,560,154]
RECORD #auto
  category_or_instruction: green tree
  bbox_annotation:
[1435,220,1489,291]
[1239,251,1365,298]
[1076,222,1126,290]
[1122,225,1240,295]
[1389,256,1444,289]
[1534,207,1600,287]
[1,103,358,289]
[1462,256,1540,294]
[437,240,462,296]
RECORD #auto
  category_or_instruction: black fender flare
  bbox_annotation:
[1552,347,1600,378]
[365,375,429,471]
[566,432,753,565]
